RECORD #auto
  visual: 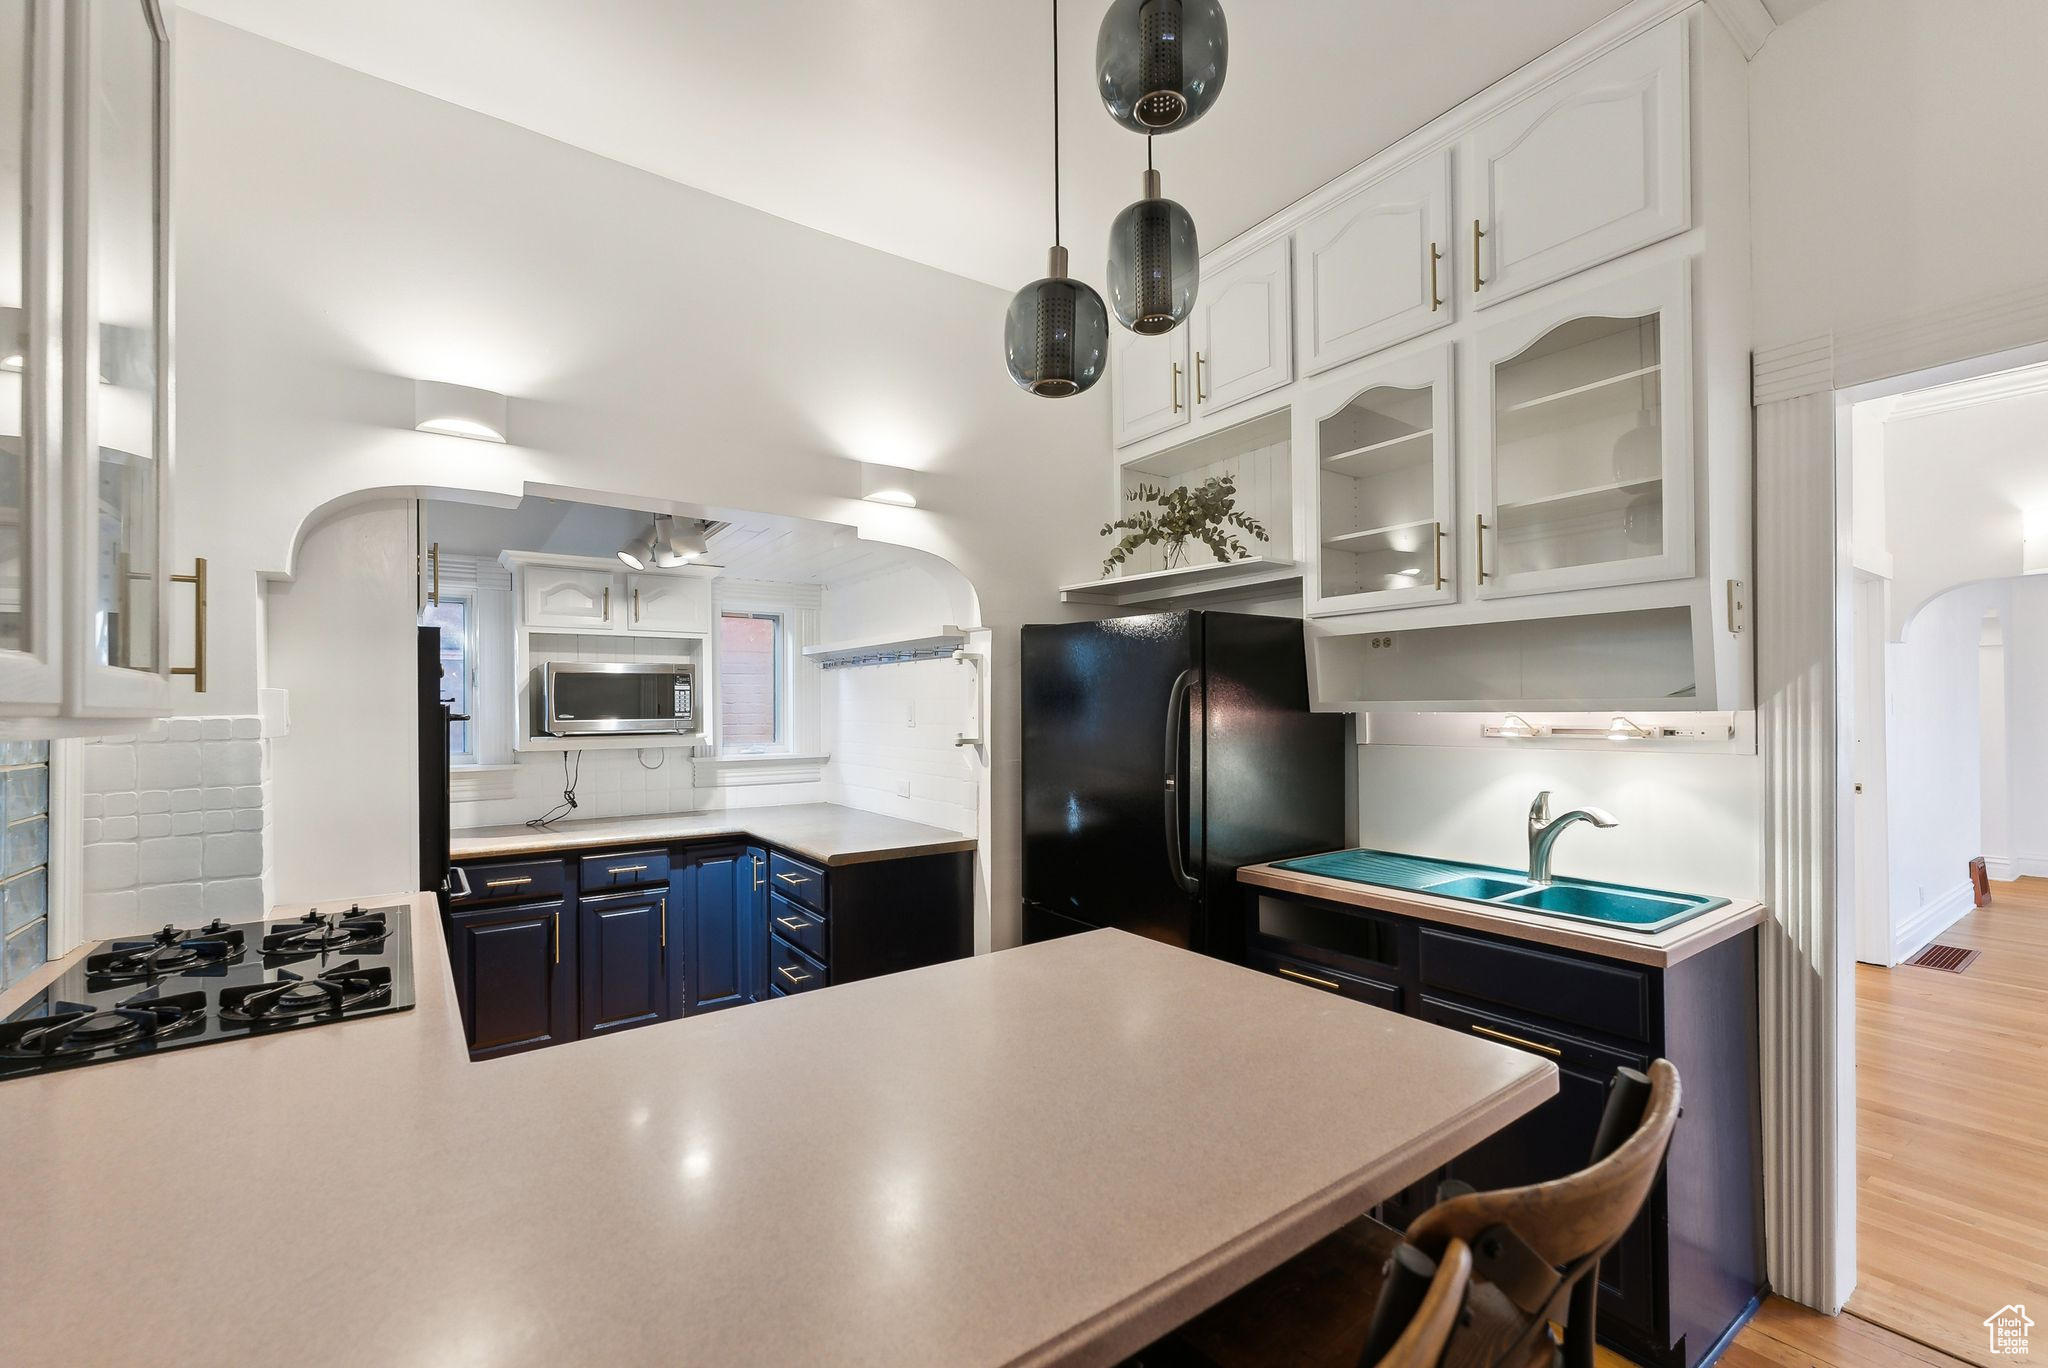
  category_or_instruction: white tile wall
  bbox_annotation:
[82,717,273,937]
[821,657,978,835]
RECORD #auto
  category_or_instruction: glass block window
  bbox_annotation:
[0,739,50,988]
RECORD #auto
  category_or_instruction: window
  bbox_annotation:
[718,610,784,751]
[419,596,475,763]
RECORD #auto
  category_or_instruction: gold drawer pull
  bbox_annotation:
[775,916,808,931]
[1429,241,1443,311]
[1470,1024,1562,1058]
[776,964,813,984]
[170,558,209,693]
[1472,219,1486,293]
[485,876,533,889]
[552,910,560,964]
[607,864,648,876]
[775,872,810,886]
[1277,965,1341,992]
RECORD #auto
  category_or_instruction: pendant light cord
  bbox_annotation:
[1051,0,1062,248]
[1148,134,1154,173]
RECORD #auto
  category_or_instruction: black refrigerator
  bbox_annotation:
[1021,611,1346,959]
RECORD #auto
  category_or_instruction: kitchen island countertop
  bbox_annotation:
[0,894,1553,1367]
[450,801,976,866]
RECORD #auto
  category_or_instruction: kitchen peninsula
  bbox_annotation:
[0,898,1555,1368]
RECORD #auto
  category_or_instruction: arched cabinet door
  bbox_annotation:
[1296,150,1453,379]
[1461,19,1689,310]
[1111,324,1191,449]
[522,566,615,631]
[1302,343,1457,618]
[1189,237,1292,418]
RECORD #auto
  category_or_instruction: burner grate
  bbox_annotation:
[1904,943,1980,974]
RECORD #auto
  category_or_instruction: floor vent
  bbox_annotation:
[1904,943,1980,973]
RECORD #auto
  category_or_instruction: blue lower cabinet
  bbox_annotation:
[446,897,575,1059]
[670,844,765,1015]
[577,888,669,1037]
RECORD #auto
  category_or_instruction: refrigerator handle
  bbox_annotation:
[1164,668,1201,896]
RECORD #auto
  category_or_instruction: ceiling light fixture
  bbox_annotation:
[860,463,921,508]
[618,523,656,571]
[1107,138,1199,334]
[0,352,21,372]
[1097,0,1229,134]
[659,517,710,565]
[1004,0,1108,398]
[414,380,509,443]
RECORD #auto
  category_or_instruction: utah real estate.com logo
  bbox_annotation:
[1985,1304,2034,1356]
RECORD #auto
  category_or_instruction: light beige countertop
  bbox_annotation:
[451,801,977,866]
[1239,861,1767,969]
[0,900,1554,1367]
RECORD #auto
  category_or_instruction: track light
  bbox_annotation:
[618,524,656,570]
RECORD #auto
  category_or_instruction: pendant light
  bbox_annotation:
[1107,137,1198,334]
[1096,0,1228,134]
[1005,0,1109,398]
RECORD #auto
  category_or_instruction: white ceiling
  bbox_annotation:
[175,0,1628,289]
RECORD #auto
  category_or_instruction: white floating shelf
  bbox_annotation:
[802,627,969,669]
[1060,556,1300,608]
[1321,429,1432,475]
[1496,477,1660,525]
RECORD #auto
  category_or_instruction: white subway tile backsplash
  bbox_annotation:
[139,813,172,839]
[138,790,171,814]
[202,740,264,787]
[202,718,233,740]
[203,878,264,919]
[203,787,236,810]
[204,811,234,834]
[137,741,202,791]
[101,815,140,842]
[204,832,263,879]
[83,744,135,793]
[171,811,204,836]
[86,842,137,891]
[230,717,262,740]
[137,836,203,885]
[170,790,201,813]
[140,881,206,921]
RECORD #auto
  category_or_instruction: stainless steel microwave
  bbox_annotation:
[540,661,696,736]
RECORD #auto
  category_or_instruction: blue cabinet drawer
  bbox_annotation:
[768,851,828,913]
[578,847,671,892]
[769,893,828,962]
[449,857,571,908]
[1250,946,1402,1013]
[1417,926,1650,1042]
[769,934,827,995]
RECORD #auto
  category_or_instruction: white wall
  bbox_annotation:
[1979,617,2009,874]
[171,18,1107,939]
[1750,0,2048,350]
[1998,578,2048,874]
[1355,746,1762,900]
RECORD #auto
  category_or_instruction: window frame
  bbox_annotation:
[716,607,788,755]
[420,590,478,765]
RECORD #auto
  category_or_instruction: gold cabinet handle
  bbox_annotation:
[1433,522,1446,590]
[552,909,560,964]
[1475,514,1490,584]
[607,864,648,876]
[429,542,440,606]
[1277,965,1341,992]
[601,585,611,621]
[1171,360,1183,414]
[659,896,667,949]
[775,915,808,931]
[169,558,208,694]
[776,964,813,984]
[1194,351,1208,404]
[1472,220,1486,293]
[632,588,641,623]
[1470,1023,1561,1058]
[1429,242,1443,311]
[485,876,533,889]
[775,872,810,886]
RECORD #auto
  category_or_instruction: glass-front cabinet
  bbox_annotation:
[1471,263,1692,599]
[0,0,177,726]
[1305,346,1455,616]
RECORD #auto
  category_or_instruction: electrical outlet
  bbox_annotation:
[906,700,917,727]
[895,777,911,798]
[1369,635,1398,651]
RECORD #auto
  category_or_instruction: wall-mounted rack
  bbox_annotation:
[802,627,969,671]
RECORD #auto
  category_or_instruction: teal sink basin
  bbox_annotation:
[1273,848,1726,935]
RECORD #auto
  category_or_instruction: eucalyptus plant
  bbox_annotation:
[1100,474,1270,575]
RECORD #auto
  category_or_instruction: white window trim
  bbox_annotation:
[707,581,823,777]
[435,554,516,770]
[423,588,480,766]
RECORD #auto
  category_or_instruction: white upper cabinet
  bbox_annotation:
[523,566,616,632]
[1462,20,1689,309]
[1190,238,1292,417]
[1296,151,1453,378]
[625,572,712,637]
[0,0,179,728]
[1304,344,1457,617]
[1470,260,1693,600]
[1110,324,1190,448]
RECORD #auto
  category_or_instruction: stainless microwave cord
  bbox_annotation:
[526,750,582,828]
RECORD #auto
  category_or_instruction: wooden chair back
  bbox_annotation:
[1362,1238,1473,1368]
[1404,1060,1681,1368]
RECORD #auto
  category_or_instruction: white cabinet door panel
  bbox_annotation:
[1192,238,1292,416]
[1111,325,1190,448]
[1464,19,1689,308]
[524,568,617,631]
[1298,151,1452,376]
[627,574,711,636]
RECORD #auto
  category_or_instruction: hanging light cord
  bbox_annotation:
[1051,0,1062,248]
[1148,134,1154,173]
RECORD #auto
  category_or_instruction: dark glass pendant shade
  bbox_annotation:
[1108,168,1199,334]
[1005,246,1109,397]
[1097,0,1228,133]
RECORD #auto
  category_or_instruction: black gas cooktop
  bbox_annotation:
[0,906,415,1081]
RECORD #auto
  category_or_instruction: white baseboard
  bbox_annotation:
[1985,855,2013,882]
[1894,880,1976,963]
[1992,853,2048,880]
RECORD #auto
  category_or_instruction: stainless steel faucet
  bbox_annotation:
[1527,790,1619,884]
